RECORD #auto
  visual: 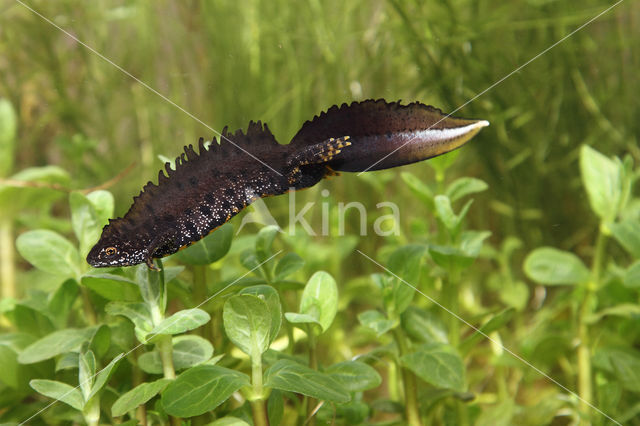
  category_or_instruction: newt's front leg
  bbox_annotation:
[286,136,352,185]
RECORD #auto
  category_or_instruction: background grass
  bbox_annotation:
[0,0,638,424]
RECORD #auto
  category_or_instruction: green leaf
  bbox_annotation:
[255,225,280,263]
[434,195,459,232]
[401,306,448,344]
[429,231,490,271]
[0,166,70,217]
[140,335,213,374]
[299,271,338,333]
[239,285,281,345]
[586,304,640,324]
[56,352,79,372]
[460,309,515,354]
[267,389,284,426]
[610,220,640,258]
[0,98,17,177]
[70,191,103,257]
[172,335,214,370]
[162,365,250,417]
[624,261,640,288]
[137,351,163,375]
[82,273,141,302]
[88,324,111,360]
[18,327,96,364]
[325,361,382,392]
[87,353,123,401]
[135,264,165,310]
[606,348,640,393]
[112,378,171,417]
[284,312,321,327]
[445,177,488,202]
[274,252,304,280]
[175,223,233,265]
[10,302,54,337]
[16,230,82,279]
[265,359,350,403]
[357,310,396,336]
[150,308,211,336]
[498,280,529,311]
[580,145,623,221]
[78,350,96,399]
[223,294,271,356]
[48,279,79,327]
[386,245,425,316]
[105,302,153,343]
[524,247,590,285]
[86,190,114,227]
[476,399,516,426]
[460,230,492,258]
[0,333,37,388]
[400,172,434,209]
[30,379,84,411]
[401,343,465,392]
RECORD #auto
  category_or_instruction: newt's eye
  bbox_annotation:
[104,247,118,256]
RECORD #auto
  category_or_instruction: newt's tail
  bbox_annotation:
[289,99,488,172]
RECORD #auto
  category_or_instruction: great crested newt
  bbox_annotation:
[87,99,489,268]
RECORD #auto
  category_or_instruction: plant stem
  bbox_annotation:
[393,328,422,426]
[158,335,175,379]
[0,217,15,300]
[443,273,460,347]
[133,347,147,426]
[250,351,270,426]
[158,334,180,426]
[83,396,100,426]
[577,227,607,422]
[193,265,211,338]
[306,330,318,426]
[251,399,270,426]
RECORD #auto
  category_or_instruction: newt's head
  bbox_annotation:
[87,220,149,268]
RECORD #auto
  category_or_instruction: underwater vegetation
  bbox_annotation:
[0,1,638,425]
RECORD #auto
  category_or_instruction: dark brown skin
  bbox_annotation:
[87,99,488,268]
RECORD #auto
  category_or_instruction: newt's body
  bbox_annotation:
[87,99,488,268]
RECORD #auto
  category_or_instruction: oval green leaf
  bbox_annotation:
[401,343,465,392]
[524,247,590,285]
[162,365,249,417]
[223,294,271,356]
[151,308,211,336]
[239,285,282,345]
[300,271,338,333]
[445,177,488,202]
[580,145,622,222]
[265,359,350,403]
[325,361,382,392]
[16,230,82,279]
[18,327,96,364]
[274,252,304,280]
[30,379,84,411]
[112,378,171,417]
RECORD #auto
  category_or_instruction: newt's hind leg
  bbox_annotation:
[286,136,352,185]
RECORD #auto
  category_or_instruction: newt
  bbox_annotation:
[87,99,489,268]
